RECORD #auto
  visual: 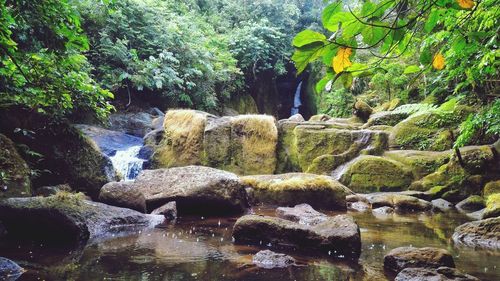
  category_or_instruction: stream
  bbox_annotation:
[1,206,498,281]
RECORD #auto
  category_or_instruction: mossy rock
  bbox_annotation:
[354,100,373,121]
[226,94,258,115]
[483,193,500,219]
[389,106,472,151]
[308,114,332,122]
[242,173,352,210]
[383,150,451,179]
[339,155,413,193]
[364,111,410,127]
[0,134,31,198]
[484,181,500,197]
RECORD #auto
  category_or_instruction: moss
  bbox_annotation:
[309,114,332,122]
[243,174,342,191]
[228,94,258,114]
[427,185,448,197]
[483,193,500,219]
[276,121,302,173]
[0,134,31,198]
[484,181,500,197]
[384,150,451,179]
[154,110,207,168]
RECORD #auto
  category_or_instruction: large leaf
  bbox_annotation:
[316,72,334,93]
[332,47,353,73]
[322,2,343,31]
[419,47,432,65]
[342,16,363,39]
[292,42,325,74]
[361,24,386,45]
[293,30,326,47]
[404,65,421,74]
[424,9,440,33]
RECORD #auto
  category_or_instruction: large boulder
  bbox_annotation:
[383,150,450,179]
[384,247,455,273]
[0,194,163,245]
[133,166,248,215]
[483,193,500,219]
[0,257,24,281]
[242,173,352,210]
[252,250,296,269]
[0,134,31,198]
[452,217,500,249]
[232,214,361,258]
[98,181,146,213]
[108,111,160,137]
[75,125,143,157]
[338,156,413,192]
[455,196,485,213]
[359,193,432,212]
[275,204,328,226]
[395,267,479,281]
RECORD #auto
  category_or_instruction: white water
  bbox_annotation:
[290,81,303,116]
[109,145,145,181]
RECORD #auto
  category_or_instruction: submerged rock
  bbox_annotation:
[431,199,454,212]
[0,195,163,245]
[384,247,455,273]
[252,250,296,269]
[453,217,500,249]
[243,173,352,210]
[0,134,31,199]
[151,201,177,221]
[395,267,479,281]
[134,166,248,215]
[98,181,146,213]
[233,214,361,258]
[0,257,24,281]
[275,204,328,226]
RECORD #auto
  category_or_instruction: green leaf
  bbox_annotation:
[292,42,325,74]
[316,73,334,93]
[322,2,343,31]
[321,44,339,66]
[404,65,421,74]
[341,73,353,88]
[293,30,326,48]
[452,37,466,53]
[420,47,432,65]
[342,17,363,39]
[424,9,440,33]
[361,24,386,45]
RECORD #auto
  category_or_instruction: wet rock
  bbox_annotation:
[76,124,143,157]
[384,247,455,273]
[456,196,485,213]
[108,111,157,137]
[372,206,394,215]
[0,195,163,245]
[338,156,413,193]
[362,193,431,212]
[134,166,248,215]
[453,217,500,249]
[0,257,24,281]
[243,173,352,210]
[252,250,296,269]
[275,204,328,226]
[34,184,72,197]
[483,193,500,219]
[288,114,305,122]
[395,267,479,281]
[98,181,146,213]
[0,134,31,198]
[151,201,177,221]
[431,199,454,212]
[347,201,371,212]
[233,214,361,258]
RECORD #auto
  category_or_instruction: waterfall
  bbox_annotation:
[109,145,145,181]
[290,81,303,116]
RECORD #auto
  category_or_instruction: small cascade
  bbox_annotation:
[290,81,303,116]
[110,145,145,181]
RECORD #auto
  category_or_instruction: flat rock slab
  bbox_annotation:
[395,267,479,281]
[252,250,296,269]
[243,173,352,210]
[276,204,328,226]
[99,181,146,213]
[0,196,163,245]
[361,193,431,212]
[134,166,248,215]
[452,217,500,249]
[384,247,455,273]
[0,257,24,281]
[233,214,361,259]
[431,199,454,212]
[151,201,177,221]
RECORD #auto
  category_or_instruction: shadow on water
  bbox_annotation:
[1,206,499,281]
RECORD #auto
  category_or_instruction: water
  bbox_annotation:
[109,145,145,181]
[1,206,498,281]
[291,81,303,116]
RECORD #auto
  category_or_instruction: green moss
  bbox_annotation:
[484,181,500,197]
[427,185,448,197]
[483,193,500,219]
[228,94,258,114]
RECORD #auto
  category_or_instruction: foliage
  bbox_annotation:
[319,88,354,118]
[0,0,113,119]
[455,99,500,147]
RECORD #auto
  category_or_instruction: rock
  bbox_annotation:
[309,114,332,122]
[0,195,163,245]
[372,206,394,215]
[354,100,373,121]
[384,247,455,273]
[389,106,472,151]
[242,173,352,210]
[151,201,177,221]
[34,184,72,197]
[456,196,485,213]
[364,111,410,127]
[0,257,24,281]
[233,214,361,258]
[288,114,305,122]
[134,166,248,215]
[362,193,431,212]
[483,180,500,197]
[0,134,31,198]
[395,267,479,281]
[252,250,296,269]
[431,199,454,212]
[76,125,143,157]
[338,156,413,193]
[98,181,146,213]
[108,111,157,137]
[453,217,500,249]
[275,204,328,226]
[383,150,450,179]
[482,193,500,219]
[347,201,371,212]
